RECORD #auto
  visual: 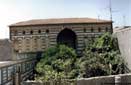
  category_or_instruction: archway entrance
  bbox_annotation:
[57,28,77,49]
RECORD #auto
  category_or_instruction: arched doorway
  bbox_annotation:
[57,28,77,49]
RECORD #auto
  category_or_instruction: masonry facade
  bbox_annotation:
[9,18,112,55]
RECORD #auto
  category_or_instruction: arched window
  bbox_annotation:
[57,28,77,49]
[30,30,33,34]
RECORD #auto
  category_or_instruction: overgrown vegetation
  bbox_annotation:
[77,33,125,78]
[35,33,125,81]
[35,45,79,81]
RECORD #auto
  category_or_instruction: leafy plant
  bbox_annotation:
[35,33,126,81]
[78,33,125,78]
[35,45,78,81]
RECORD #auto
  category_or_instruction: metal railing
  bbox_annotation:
[0,58,36,85]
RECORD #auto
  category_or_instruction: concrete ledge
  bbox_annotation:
[23,73,131,85]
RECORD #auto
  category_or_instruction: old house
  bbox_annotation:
[9,18,112,55]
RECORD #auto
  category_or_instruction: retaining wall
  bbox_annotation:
[23,73,131,85]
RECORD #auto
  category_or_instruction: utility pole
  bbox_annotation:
[123,15,126,26]
[109,0,113,32]
[109,0,112,21]
[97,15,100,21]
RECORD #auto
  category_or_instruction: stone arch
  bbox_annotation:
[57,28,77,49]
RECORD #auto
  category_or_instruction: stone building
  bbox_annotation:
[9,18,112,55]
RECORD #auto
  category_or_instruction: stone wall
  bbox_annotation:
[115,28,131,71]
[0,39,13,61]
[23,73,131,85]
[10,23,112,55]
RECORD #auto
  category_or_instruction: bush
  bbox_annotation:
[35,33,126,80]
[78,33,125,78]
[35,45,78,81]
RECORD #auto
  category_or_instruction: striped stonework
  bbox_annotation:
[9,18,112,55]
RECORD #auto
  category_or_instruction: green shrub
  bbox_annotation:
[35,33,126,81]
[35,45,78,81]
[78,33,125,78]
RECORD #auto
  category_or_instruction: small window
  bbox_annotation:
[38,30,41,34]
[106,27,108,32]
[46,29,49,33]
[91,27,94,32]
[98,27,101,32]
[84,28,86,32]
[23,31,25,34]
[84,36,87,38]
[30,30,33,34]
[14,30,17,35]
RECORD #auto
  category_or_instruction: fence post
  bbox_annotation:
[12,71,21,85]
[14,66,21,85]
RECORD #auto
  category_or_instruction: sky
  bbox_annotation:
[0,0,130,39]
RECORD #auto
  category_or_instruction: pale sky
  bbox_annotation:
[0,0,130,39]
